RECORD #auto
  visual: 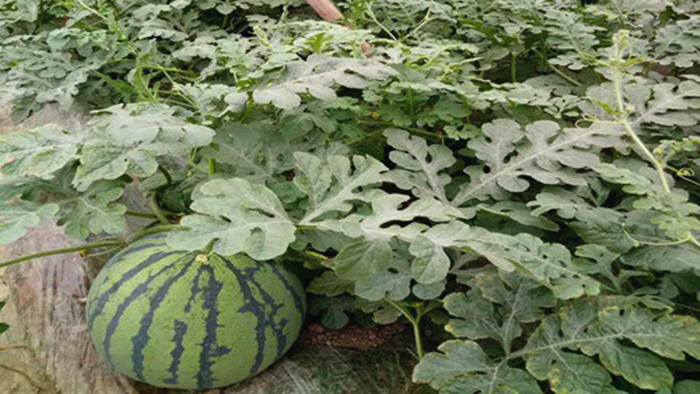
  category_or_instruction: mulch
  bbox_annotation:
[297,322,405,350]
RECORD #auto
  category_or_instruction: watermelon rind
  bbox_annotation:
[87,234,306,390]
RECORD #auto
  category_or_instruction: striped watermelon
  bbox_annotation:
[87,234,306,390]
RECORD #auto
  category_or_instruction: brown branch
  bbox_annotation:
[0,344,26,351]
[305,0,345,23]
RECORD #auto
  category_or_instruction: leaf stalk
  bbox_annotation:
[0,225,184,268]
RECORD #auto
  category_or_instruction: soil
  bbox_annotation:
[297,322,405,350]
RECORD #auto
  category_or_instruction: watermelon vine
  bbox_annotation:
[1,0,700,392]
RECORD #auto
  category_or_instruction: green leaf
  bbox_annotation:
[444,272,555,351]
[320,305,350,330]
[409,221,474,284]
[384,128,455,203]
[203,121,328,184]
[413,281,445,300]
[620,245,700,272]
[674,381,700,394]
[594,307,700,361]
[1,0,40,22]
[320,196,466,290]
[528,187,599,220]
[569,209,637,254]
[573,209,687,255]
[307,295,357,330]
[73,104,215,191]
[291,229,354,252]
[592,161,700,242]
[307,271,355,297]
[453,120,626,205]
[594,162,660,194]
[167,178,296,260]
[2,30,110,115]
[546,352,614,393]
[444,291,500,342]
[478,202,559,231]
[588,79,700,129]
[654,16,700,68]
[354,260,411,301]
[58,181,127,239]
[296,153,388,225]
[329,240,392,282]
[465,230,601,299]
[138,19,189,42]
[544,9,601,70]
[0,124,84,180]
[574,244,627,293]
[0,177,63,200]
[318,193,464,241]
[525,303,700,391]
[174,83,241,119]
[251,55,397,110]
[328,240,413,301]
[413,340,542,394]
[0,201,59,245]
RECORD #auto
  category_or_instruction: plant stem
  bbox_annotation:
[412,310,425,360]
[511,52,518,83]
[386,299,424,359]
[365,6,399,42]
[221,13,230,29]
[0,240,122,269]
[610,65,670,192]
[150,194,171,225]
[621,121,671,192]
[124,225,184,244]
[83,247,121,259]
[532,48,582,86]
[187,160,210,175]
[346,129,386,147]
[158,165,173,187]
[0,225,183,268]
[304,250,331,261]
[76,0,107,21]
[405,7,432,40]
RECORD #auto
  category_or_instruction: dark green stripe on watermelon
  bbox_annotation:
[222,257,285,375]
[196,264,231,389]
[164,320,188,385]
[88,250,182,331]
[269,264,306,315]
[86,236,306,390]
[131,256,197,380]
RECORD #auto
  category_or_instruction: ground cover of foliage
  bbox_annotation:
[2,1,700,392]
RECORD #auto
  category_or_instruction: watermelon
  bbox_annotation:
[86,234,306,390]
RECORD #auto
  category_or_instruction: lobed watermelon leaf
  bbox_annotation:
[168,178,296,260]
[0,201,59,246]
